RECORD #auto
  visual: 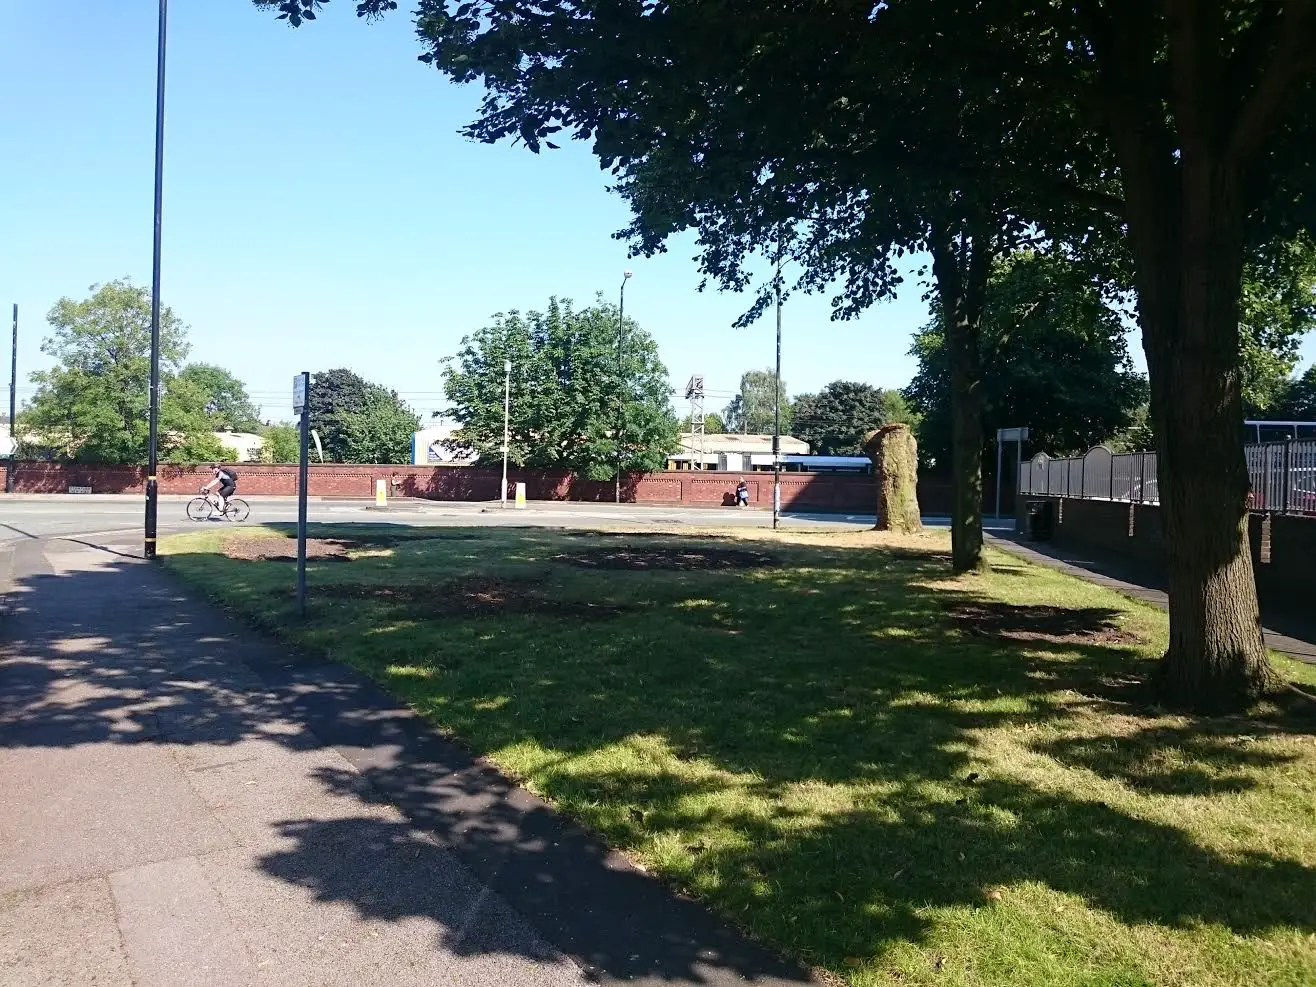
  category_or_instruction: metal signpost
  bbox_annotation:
[294,373,310,617]
[995,426,1029,519]
[7,304,16,493]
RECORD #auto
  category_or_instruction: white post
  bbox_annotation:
[501,359,511,509]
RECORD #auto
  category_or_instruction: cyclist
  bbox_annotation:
[201,464,238,516]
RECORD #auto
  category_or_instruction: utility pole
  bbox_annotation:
[295,373,310,616]
[772,242,783,530]
[144,0,168,560]
[7,304,16,493]
[614,269,632,504]
[501,359,511,508]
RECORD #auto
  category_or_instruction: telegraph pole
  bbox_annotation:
[501,359,511,508]
[772,243,783,530]
[144,0,168,559]
[7,304,15,493]
[614,270,632,503]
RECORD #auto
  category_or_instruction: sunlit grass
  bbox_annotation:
[162,523,1316,987]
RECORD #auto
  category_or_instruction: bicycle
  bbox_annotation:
[186,489,250,523]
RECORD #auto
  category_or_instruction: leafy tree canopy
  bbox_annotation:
[906,252,1145,465]
[339,389,420,464]
[304,367,419,463]
[258,422,303,464]
[442,296,678,480]
[17,280,221,464]
[1239,234,1316,415]
[793,381,916,457]
[724,370,791,436]
[178,363,263,432]
[1272,365,1316,422]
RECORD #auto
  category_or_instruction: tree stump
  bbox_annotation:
[863,424,922,533]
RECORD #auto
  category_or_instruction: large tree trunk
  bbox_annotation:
[931,225,992,574]
[1127,159,1279,712]
[1083,0,1311,710]
[864,423,923,533]
[947,319,985,572]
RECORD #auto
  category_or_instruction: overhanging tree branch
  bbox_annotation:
[1227,0,1316,168]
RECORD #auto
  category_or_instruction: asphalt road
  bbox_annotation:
[1,494,885,552]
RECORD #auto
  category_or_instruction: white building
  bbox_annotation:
[212,431,265,463]
[667,432,810,470]
[411,423,478,466]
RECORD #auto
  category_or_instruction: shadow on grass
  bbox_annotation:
[1035,723,1303,796]
[5,524,1314,982]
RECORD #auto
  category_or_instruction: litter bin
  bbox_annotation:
[1024,500,1053,541]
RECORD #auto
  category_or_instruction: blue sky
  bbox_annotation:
[3,3,1311,427]
[0,1,931,425]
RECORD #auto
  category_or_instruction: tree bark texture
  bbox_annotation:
[931,226,991,574]
[864,423,923,534]
[1101,30,1282,709]
[1127,163,1278,710]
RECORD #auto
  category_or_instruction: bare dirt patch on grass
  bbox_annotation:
[222,536,354,562]
[291,576,628,620]
[554,546,777,571]
[952,601,1140,645]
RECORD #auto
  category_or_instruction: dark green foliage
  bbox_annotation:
[905,252,1146,465]
[442,296,678,479]
[794,382,917,456]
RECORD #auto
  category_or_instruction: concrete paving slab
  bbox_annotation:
[197,842,589,987]
[0,878,133,987]
[111,856,260,987]
[0,741,235,894]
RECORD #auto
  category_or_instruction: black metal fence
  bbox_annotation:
[1018,440,1316,515]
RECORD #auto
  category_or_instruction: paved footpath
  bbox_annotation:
[0,536,814,987]
[990,532,1316,664]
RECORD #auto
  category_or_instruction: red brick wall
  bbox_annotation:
[0,461,990,514]
[1,461,872,509]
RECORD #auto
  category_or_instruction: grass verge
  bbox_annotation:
[162,523,1316,987]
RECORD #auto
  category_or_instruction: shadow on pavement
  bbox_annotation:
[0,541,815,986]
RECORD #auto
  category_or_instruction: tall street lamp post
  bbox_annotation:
[773,246,783,530]
[144,0,168,559]
[614,269,632,504]
[501,359,511,509]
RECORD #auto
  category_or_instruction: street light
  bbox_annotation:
[501,359,512,509]
[614,269,633,504]
[772,241,783,530]
[144,0,168,559]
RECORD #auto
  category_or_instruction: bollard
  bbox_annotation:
[515,482,527,509]
[375,478,387,508]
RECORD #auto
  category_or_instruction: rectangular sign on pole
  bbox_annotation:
[296,371,310,618]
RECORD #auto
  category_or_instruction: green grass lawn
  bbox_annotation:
[162,524,1316,987]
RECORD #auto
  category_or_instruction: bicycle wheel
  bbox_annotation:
[186,497,213,522]
[225,498,250,522]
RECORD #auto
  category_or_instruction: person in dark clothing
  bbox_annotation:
[201,464,238,514]
[736,479,749,508]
